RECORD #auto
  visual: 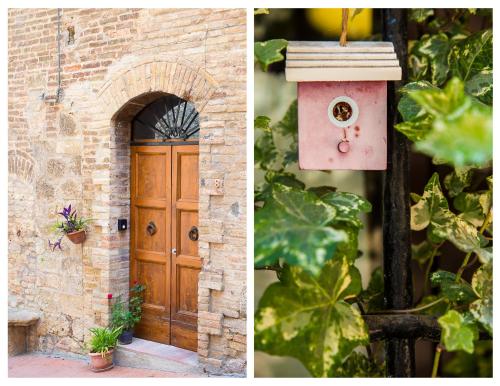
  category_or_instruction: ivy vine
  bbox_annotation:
[254,8,492,377]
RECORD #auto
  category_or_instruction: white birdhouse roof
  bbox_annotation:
[285,41,402,81]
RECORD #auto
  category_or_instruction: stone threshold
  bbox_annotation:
[114,338,205,376]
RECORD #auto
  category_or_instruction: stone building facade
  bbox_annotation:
[8,8,246,375]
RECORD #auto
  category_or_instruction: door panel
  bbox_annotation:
[130,146,171,345]
[130,144,199,351]
[171,145,200,351]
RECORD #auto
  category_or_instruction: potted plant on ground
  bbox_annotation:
[49,204,91,250]
[88,326,121,372]
[110,282,146,345]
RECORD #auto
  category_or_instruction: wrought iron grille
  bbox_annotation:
[131,94,200,142]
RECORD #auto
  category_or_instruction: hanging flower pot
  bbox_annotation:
[66,229,86,244]
[49,204,92,250]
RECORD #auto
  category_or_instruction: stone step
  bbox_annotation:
[114,338,204,376]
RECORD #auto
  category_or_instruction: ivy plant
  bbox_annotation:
[254,8,492,378]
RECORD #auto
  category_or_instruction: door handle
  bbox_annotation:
[146,221,157,236]
[188,226,199,241]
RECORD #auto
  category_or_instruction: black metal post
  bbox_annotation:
[382,9,414,377]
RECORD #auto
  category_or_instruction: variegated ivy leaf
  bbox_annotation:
[255,258,368,377]
[470,261,492,335]
[411,173,448,231]
[430,270,477,304]
[409,8,434,23]
[438,310,479,354]
[255,170,305,204]
[414,33,450,86]
[397,80,436,121]
[475,246,492,264]
[254,184,347,275]
[411,173,481,252]
[321,192,372,228]
[454,191,492,228]
[449,29,492,82]
[254,39,288,72]
[444,167,473,198]
[465,69,493,104]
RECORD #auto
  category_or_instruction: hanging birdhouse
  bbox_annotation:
[285,41,402,170]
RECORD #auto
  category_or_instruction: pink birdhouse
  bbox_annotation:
[285,41,402,170]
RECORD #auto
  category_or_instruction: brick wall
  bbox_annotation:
[8,8,246,375]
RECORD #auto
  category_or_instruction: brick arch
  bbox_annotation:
[8,150,35,184]
[96,60,218,119]
[80,58,223,351]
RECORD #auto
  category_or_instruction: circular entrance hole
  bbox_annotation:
[332,101,353,122]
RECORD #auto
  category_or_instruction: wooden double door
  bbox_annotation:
[130,144,200,351]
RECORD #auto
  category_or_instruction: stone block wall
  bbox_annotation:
[8,8,246,375]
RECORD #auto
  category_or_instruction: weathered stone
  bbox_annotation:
[9,7,246,376]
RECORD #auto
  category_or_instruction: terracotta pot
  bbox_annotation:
[89,349,114,372]
[66,230,86,244]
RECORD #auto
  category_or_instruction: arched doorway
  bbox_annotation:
[129,93,200,351]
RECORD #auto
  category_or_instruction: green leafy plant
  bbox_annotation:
[110,283,146,331]
[89,327,122,357]
[395,8,493,377]
[255,8,492,378]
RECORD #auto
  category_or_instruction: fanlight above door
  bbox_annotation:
[131,94,200,142]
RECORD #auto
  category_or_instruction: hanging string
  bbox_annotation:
[339,8,349,46]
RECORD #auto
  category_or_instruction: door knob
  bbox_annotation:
[188,226,199,241]
[172,248,177,254]
[146,221,157,236]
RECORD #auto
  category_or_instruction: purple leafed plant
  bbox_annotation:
[49,204,91,251]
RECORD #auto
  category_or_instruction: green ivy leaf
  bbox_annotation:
[430,270,477,304]
[254,184,347,274]
[328,352,384,377]
[417,295,449,316]
[255,258,368,377]
[275,99,298,138]
[321,192,372,228]
[444,167,473,197]
[307,186,337,198]
[470,261,492,335]
[438,310,479,354]
[254,39,288,72]
[411,240,439,266]
[449,29,492,81]
[411,173,448,231]
[254,116,277,170]
[359,266,384,312]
